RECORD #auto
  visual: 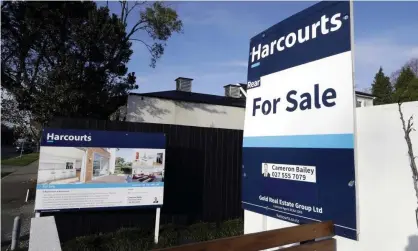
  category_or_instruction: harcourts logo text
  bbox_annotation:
[250,13,344,66]
[46,133,92,143]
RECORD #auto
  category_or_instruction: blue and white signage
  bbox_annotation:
[242,1,358,240]
[35,128,166,211]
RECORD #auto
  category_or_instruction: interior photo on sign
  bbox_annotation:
[37,147,165,184]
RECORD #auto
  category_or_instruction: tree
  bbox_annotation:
[408,78,418,101]
[391,58,418,84]
[1,88,41,142]
[393,67,418,103]
[371,67,393,105]
[398,103,418,227]
[1,1,183,139]
[118,1,183,68]
[1,124,15,146]
[116,157,125,166]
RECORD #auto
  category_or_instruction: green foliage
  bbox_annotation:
[1,153,39,166]
[393,67,418,103]
[136,2,183,68]
[1,1,183,138]
[119,1,183,68]
[404,77,418,101]
[1,88,42,141]
[1,1,134,135]
[390,58,418,84]
[371,67,393,105]
[62,219,244,251]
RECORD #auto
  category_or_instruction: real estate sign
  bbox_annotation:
[35,128,166,211]
[242,1,358,240]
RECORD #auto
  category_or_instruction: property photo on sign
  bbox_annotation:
[242,1,358,240]
[37,147,164,184]
[34,129,166,211]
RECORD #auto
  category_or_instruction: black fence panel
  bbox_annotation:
[42,118,243,242]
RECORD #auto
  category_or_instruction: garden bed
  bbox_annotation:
[62,219,243,251]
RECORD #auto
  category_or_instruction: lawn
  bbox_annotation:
[62,219,244,251]
[1,153,40,166]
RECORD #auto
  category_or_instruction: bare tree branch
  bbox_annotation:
[124,1,142,25]
[119,0,126,24]
[130,38,152,53]
[126,21,146,40]
[398,101,418,184]
[398,102,418,227]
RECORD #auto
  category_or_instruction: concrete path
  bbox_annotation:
[1,161,39,249]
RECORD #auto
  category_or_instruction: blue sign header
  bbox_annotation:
[247,1,351,85]
[41,128,166,148]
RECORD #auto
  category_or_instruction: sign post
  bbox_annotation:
[242,1,358,240]
[154,207,161,244]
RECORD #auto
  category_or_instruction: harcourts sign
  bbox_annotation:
[250,12,344,67]
[35,128,166,212]
[46,133,92,143]
[242,1,358,240]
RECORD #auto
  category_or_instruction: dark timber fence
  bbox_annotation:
[42,118,244,242]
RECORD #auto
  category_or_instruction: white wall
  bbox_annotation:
[37,170,76,183]
[38,147,85,182]
[126,94,371,130]
[126,95,245,130]
[356,96,374,107]
[39,147,85,166]
[244,101,418,251]
[108,148,116,174]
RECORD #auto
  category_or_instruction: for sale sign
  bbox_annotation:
[242,1,358,240]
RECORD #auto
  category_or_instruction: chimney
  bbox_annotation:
[175,77,193,92]
[224,84,243,98]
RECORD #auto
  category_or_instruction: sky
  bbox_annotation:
[99,1,418,96]
[115,148,134,162]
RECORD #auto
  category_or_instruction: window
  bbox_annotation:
[66,162,73,169]
[356,100,362,107]
[93,153,110,177]
[156,153,163,164]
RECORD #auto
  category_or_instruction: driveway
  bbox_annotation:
[1,161,38,249]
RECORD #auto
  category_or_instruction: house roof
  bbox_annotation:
[130,90,246,108]
[175,77,194,81]
[355,91,375,98]
[223,83,247,91]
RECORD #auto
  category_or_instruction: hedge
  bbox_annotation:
[62,218,243,251]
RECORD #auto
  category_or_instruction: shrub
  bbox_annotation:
[62,219,243,251]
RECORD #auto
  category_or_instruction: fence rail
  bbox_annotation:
[154,221,336,251]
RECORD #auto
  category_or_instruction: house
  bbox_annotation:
[124,77,375,128]
[125,77,246,130]
[355,91,375,107]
